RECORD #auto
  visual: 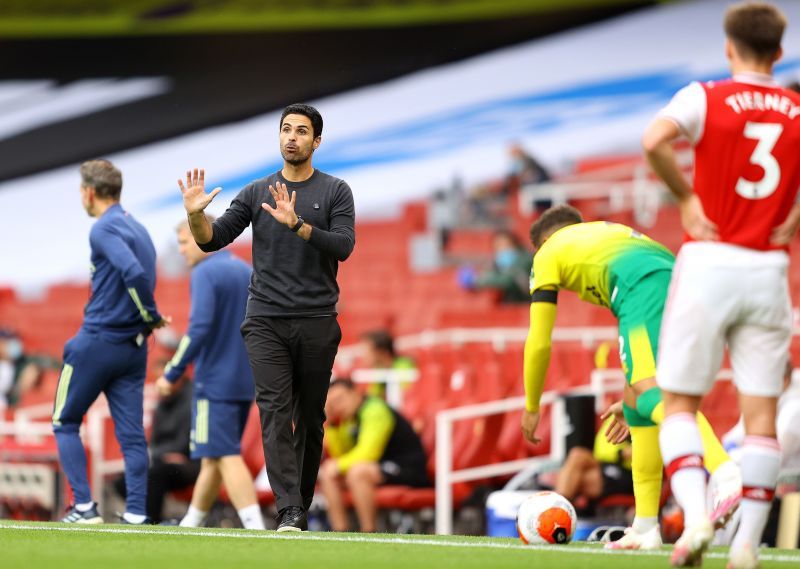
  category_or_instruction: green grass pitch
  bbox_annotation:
[1,522,799,569]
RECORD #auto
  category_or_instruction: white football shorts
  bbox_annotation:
[657,241,792,397]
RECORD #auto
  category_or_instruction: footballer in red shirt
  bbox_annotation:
[642,3,800,568]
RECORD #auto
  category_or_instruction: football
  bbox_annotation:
[516,491,577,545]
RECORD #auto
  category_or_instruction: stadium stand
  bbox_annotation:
[0,149,796,530]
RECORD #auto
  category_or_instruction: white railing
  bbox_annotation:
[516,147,694,227]
[351,368,419,409]
[0,403,62,513]
[1,403,57,444]
[0,420,54,439]
[0,387,158,512]
[434,390,566,535]
[336,325,618,370]
[518,176,665,229]
[395,326,618,352]
[434,367,743,535]
[338,320,800,371]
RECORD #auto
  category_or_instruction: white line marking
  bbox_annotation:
[0,523,798,563]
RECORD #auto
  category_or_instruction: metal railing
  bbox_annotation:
[434,390,566,535]
[395,326,617,352]
[518,175,665,228]
[516,147,694,227]
[0,387,158,518]
[434,366,745,535]
[351,368,419,409]
[336,325,618,370]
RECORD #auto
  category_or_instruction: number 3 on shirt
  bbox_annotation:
[736,121,784,200]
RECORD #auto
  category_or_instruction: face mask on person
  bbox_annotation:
[5,338,22,360]
[510,158,525,175]
[495,249,517,270]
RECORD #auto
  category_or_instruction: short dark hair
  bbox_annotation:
[529,205,583,248]
[361,330,395,358]
[329,377,356,391]
[724,2,786,62]
[280,103,323,138]
[80,159,122,200]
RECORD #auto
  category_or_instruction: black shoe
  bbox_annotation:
[276,506,307,532]
[61,503,103,524]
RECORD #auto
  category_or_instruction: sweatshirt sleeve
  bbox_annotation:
[198,185,254,252]
[307,181,356,261]
[324,423,351,459]
[523,297,558,412]
[164,269,216,382]
[90,225,162,325]
[656,82,706,145]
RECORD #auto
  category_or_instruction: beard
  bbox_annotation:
[281,146,313,165]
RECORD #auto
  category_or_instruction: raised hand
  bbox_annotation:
[178,168,222,214]
[262,181,298,227]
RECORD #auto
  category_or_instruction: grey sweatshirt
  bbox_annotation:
[198,169,355,318]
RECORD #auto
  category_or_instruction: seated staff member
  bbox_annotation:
[555,414,634,515]
[319,379,429,533]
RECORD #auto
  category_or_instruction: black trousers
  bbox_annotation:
[241,315,341,512]
[113,458,200,522]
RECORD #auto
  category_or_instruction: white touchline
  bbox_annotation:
[0,524,798,564]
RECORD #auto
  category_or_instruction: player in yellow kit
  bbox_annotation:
[521,205,741,549]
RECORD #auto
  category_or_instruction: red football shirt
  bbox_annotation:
[659,74,800,251]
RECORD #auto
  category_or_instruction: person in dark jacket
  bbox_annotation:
[178,104,354,531]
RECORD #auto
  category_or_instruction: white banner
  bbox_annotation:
[2,0,799,291]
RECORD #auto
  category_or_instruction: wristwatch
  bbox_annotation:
[291,216,305,232]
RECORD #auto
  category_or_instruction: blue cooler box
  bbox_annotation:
[485,491,534,537]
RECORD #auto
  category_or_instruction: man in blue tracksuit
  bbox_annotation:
[155,217,263,529]
[55,159,167,524]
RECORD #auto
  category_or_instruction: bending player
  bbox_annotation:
[643,3,800,567]
[521,205,740,550]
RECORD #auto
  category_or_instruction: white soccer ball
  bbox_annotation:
[516,491,577,545]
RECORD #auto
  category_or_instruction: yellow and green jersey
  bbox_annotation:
[523,221,675,413]
[530,222,674,313]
